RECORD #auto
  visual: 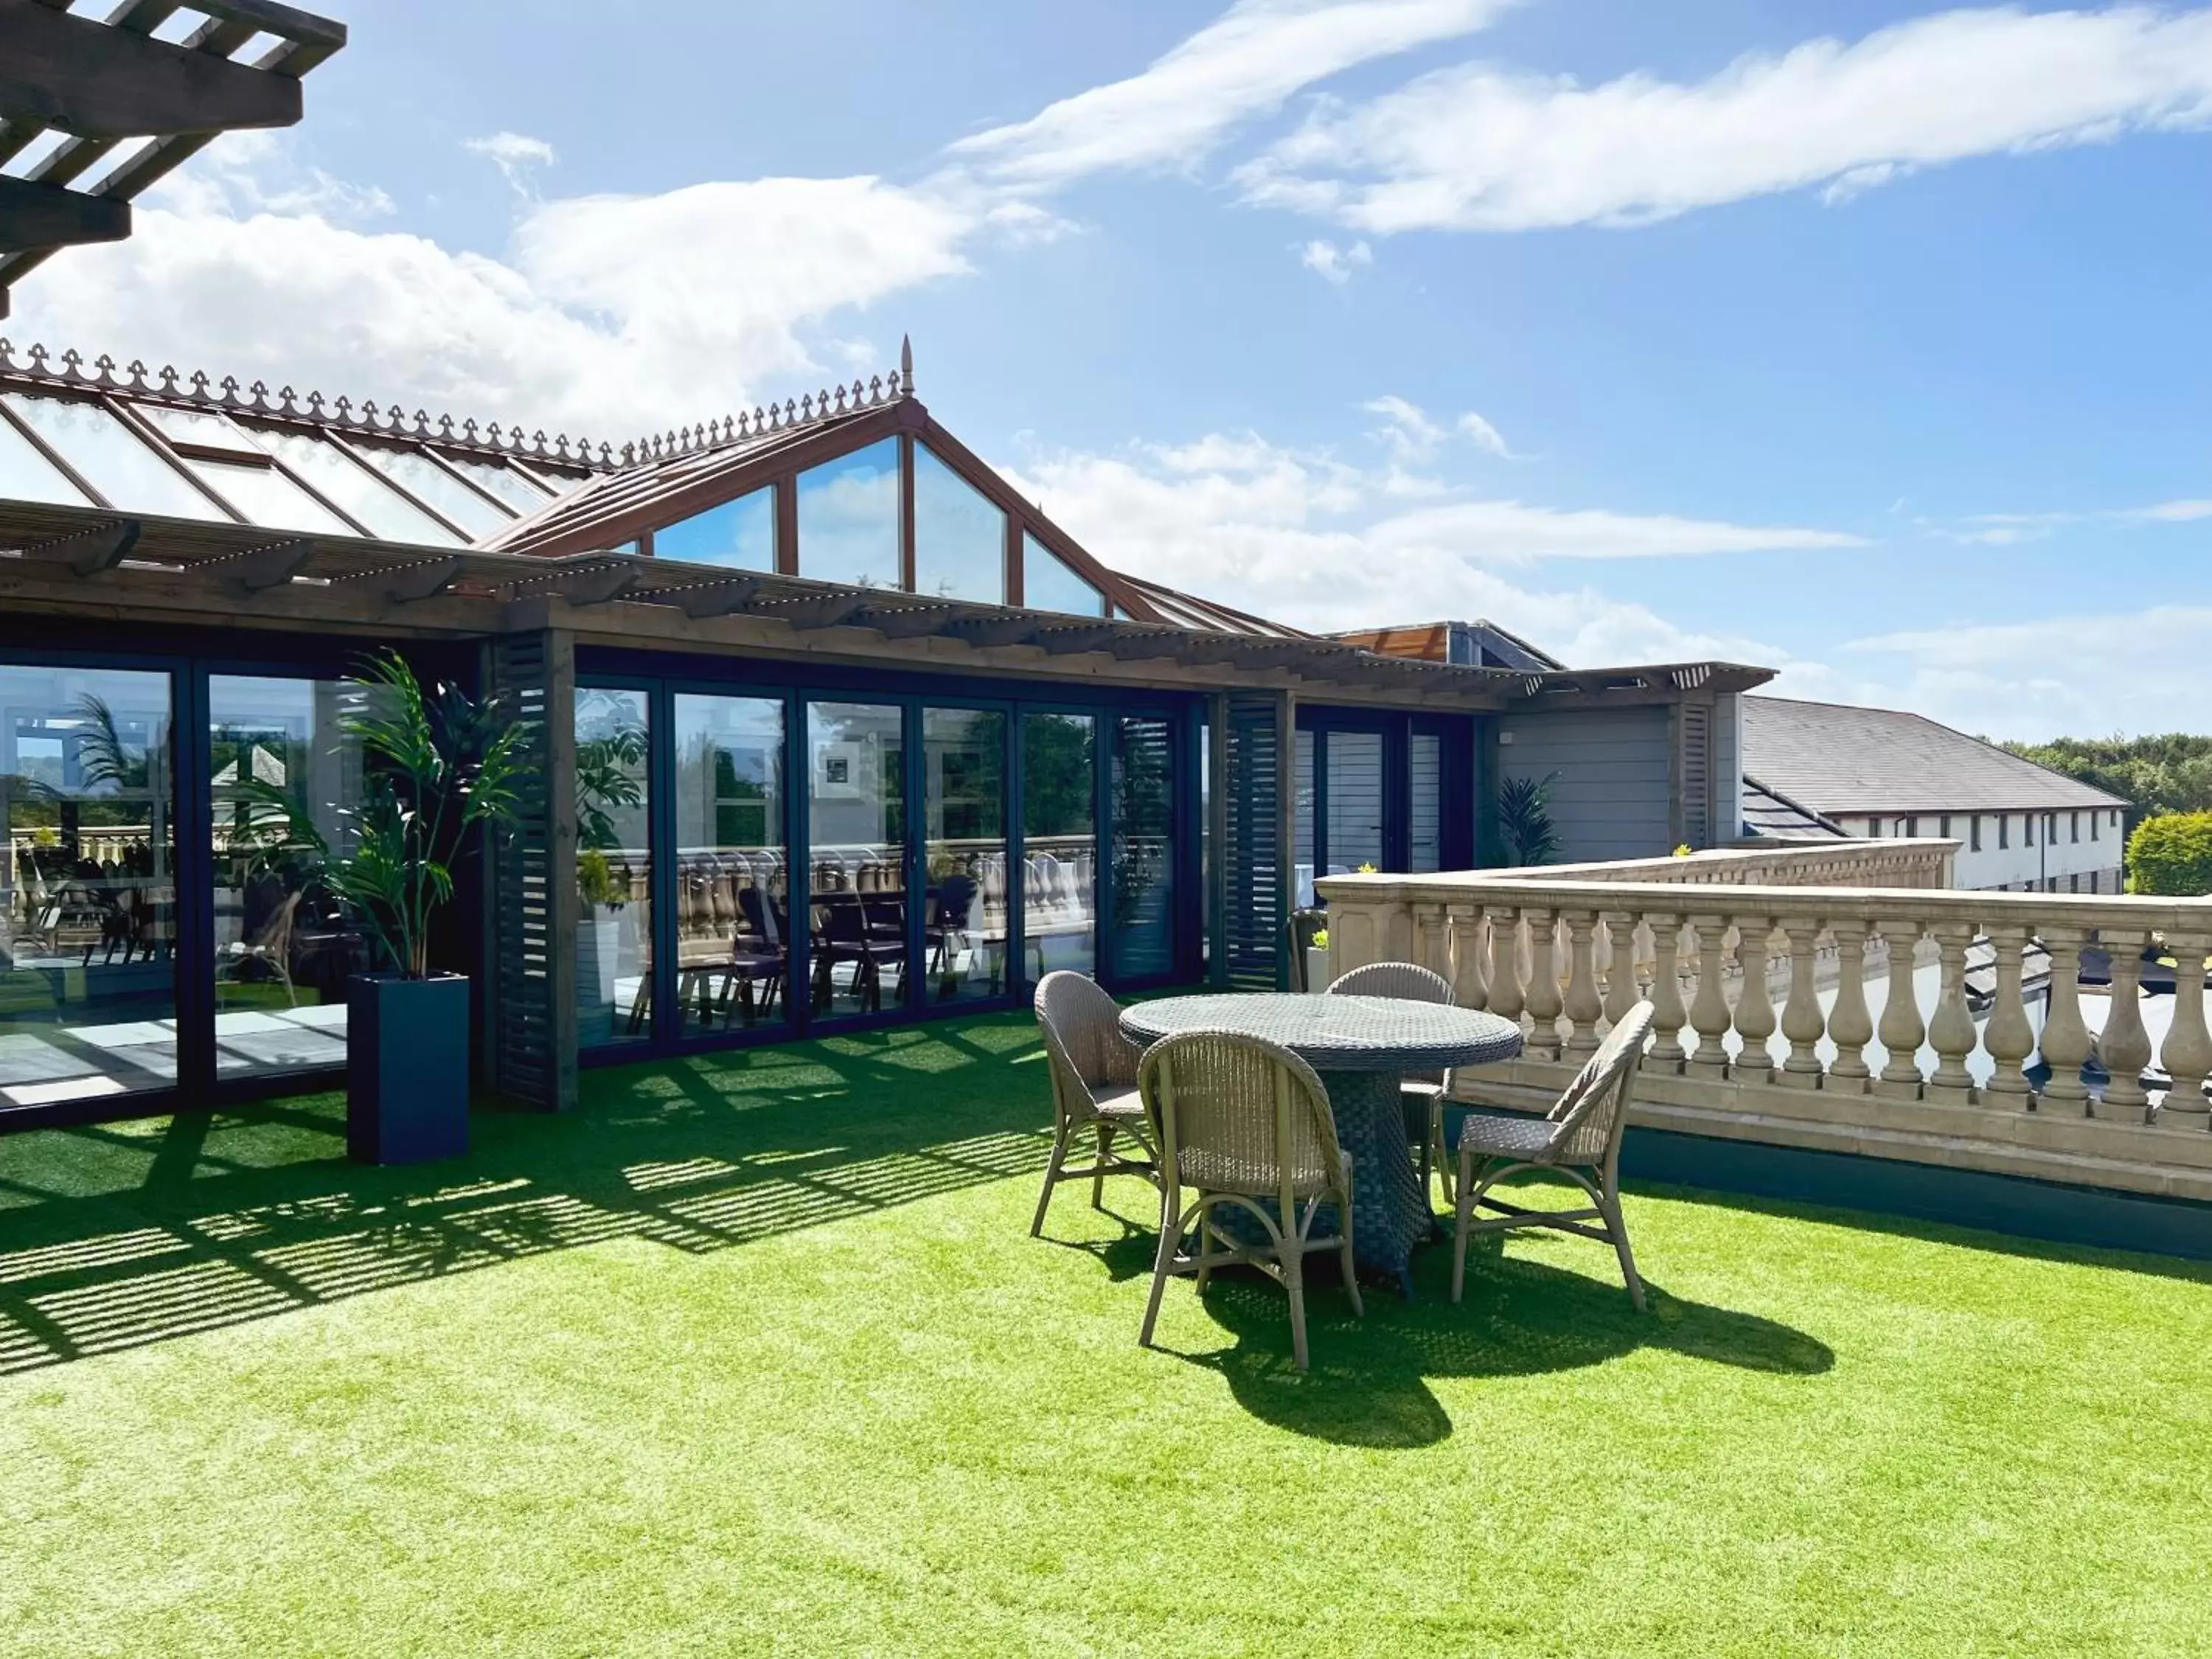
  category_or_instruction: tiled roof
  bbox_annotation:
[1742,697,2127,815]
[1740,775,1849,841]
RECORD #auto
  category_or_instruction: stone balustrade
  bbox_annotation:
[1316,866,2212,1203]
[1487,838,1958,891]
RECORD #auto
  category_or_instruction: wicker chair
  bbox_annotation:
[1450,1001,1657,1310]
[1325,959,1455,1203]
[1138,1029,1362,1371]
[1031,972,1159,1236]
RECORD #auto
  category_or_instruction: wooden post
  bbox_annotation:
[1208,692,1230,988]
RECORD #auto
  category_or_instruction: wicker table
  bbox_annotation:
[1119,993,1523,1297]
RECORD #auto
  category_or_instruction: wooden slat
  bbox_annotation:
[486,629,577,1112]
[0,3,306,137]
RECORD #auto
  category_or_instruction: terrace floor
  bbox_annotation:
[2,1009,2209,1657]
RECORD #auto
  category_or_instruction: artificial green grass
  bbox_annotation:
[2,1010,2210,1657]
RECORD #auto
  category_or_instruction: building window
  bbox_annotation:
[1903,815,1918,838]
[796,437,901,588]
[1023,531,1107,616]
[2025,814,2034,846]
[1998,814,2008,849]
[2070,810,2080,844]
[1021,712,1098,981]
[655,484,776,571]
[574,688,653,1049]
[807,700,908,1018]
[2092,812,2100,841]
[2069,873,2079,893]
[672,692,788,1034]
[1969,815,1982,852]
[912,443,1006,604]
[1939,814,1952,839]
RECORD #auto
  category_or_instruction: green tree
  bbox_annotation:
[2126,810,2212,897]
[2002,733,2212,832]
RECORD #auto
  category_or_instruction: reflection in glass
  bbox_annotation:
[922,708,1006,1003]
[575,689,652,1048]
[807,701,905,1017]
[183,456,353,535]
[1293,728,1315,908]
[796,438,900,588]
[1410,731,1443,873]
[1110,715,1175,979]
[1020,712,1096,981]
[914,445,1005,602]
[355,442,509,536]
[251,428,465,546]
[442,455,554,516]
[4,393,225,520]
[0,664,176,1107]
[209,677,366,1079]
[673,695,787,1032]
[1023,531,1105,616]
[1326,730,1385,874]
[0,409,92,505]
[656,486,775,571]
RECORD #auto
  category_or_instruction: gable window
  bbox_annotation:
[1023,530,1107,616]
[655,484,776,571]
[912,442,1006,603]
[796,437,900,588]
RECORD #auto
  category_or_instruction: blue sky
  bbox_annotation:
[24,1,2212,739]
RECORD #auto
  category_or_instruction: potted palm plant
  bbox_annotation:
[262,653,527,1164]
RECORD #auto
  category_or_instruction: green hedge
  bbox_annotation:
[2126,811,2212,897]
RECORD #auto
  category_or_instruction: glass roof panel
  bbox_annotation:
[913,443,1004,604]
[1,393,229,520]
[180,457,353,535]
[248,428,465,546]
[1023,532,1105,617]
[0,409,94,507]
[139,405,263,459]
[352,443,509,536]
[441,454,554,516]
[655,484,774,570]
[796,437,900,589]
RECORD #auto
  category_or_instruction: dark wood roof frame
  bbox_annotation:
[0,0,347,316]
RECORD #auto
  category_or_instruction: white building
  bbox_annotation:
[1740,697,2129,893]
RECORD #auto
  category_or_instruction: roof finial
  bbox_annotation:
[900,333,914,397]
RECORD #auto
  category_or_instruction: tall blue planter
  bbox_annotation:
[348,974,471,1164]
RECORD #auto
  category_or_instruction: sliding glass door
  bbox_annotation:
[807,700,907,1018]
[922,706,1006,1004]
[1108,714,1176,980]
[1020,711,1096,982]
[672,694,788,1034]
[576,688,653,1050]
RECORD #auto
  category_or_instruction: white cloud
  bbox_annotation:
[1299,236,1373,282]
[1362,393,1446,459]
[1456,408,1514,459]
[2124,498,2212,523]
[1238,5,2212,232]
[949,0,1516,187]
[1844,606,2212,738]
[465,131,558,196]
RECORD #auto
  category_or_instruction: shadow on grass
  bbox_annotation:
[1142,1220,1833,1449]
[0,1015,1056,1376]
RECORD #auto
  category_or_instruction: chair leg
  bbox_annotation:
[1431,1099,1454,1209]
[1284,1251,1310,1372]
[1337,1205,1363,1321]
[1450,1153,1478,1303]
[1138,1188,1183,1349]
[1601,1186,1647,1312]
[1029,1116,1073,1238]
[1194,1210,1214,1293]
[1091,1124,1114,1210]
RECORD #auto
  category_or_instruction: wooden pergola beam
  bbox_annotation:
[378,556,462,604]
[0,174,130,254]
[0,3,306,138]
[665,576,763,620]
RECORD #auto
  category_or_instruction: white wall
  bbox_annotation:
[1839,806,2126,891]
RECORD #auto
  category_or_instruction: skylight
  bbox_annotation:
[1,393,229,521]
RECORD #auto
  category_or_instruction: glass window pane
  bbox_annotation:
[139,405,260,458]
[3,393,226,520]
[182,457,354,535]
[1410,731,1443,873]
[796,438,900,588]
[1023,532,1105,616]
[914,445,1005,603]
[923,708,1006,1004]
[807,701,906,1018]
[1293,728,1315,908]
[0,410,91,505]
[355,443,509,536]
[0,664,176,1108]
[248,428,465,546]
[1020,712,1096,982]
[441,454,554,516]
[1326,730,1385,874]
[1110,714,1175,979]
[673,694,787,1035]
[655,486,775,571]
[575,689,652,1048]
[209,677,367,1079]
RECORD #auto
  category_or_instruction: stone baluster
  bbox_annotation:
[1925,922,1978,1105]
[1826,920,1874,1091]
[1485,903,1524,1027]
[1731,914,1777,1085]
[1876,918,1927,1099]
[1646,912,1687,1071]
[2036,925,2093,1114]
[2095,930,2152,1121]
[1600,911,1640,1030]
[1523,907,1562,1059]
[1415,902,1449,982]
[1686,912,1733,1078]
[1980,924,2036,1107]
[1778,918,1826,1088]
[2159,928,2212,1127]
[1447,902,1487,1010]
[1562,908,1602,1056]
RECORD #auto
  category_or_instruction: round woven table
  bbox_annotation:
[1119,993,1524,1296]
